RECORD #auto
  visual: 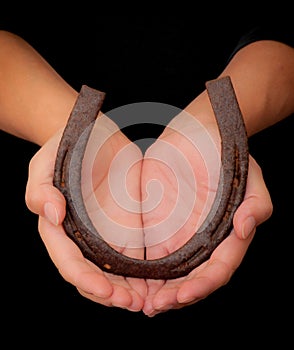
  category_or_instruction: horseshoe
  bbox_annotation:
[53,76,248,279]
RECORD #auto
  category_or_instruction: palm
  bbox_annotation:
[86,113,221,264]
[82,115,145,258]
[141,113,221,260]
[35,112,269,314]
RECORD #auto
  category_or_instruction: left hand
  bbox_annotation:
[140,112,273,317]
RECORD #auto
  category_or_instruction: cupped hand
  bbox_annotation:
[140,111,273,317]
[25,114,148,311]
[25,107,273,316]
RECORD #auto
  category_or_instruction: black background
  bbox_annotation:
[0,9,293,347]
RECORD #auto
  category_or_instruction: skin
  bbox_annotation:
[0,30,293,316]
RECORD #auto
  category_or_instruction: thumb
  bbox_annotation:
[25,133,66,226]
[233,155,273,239]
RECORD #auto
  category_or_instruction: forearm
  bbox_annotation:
[186,40,294,137]
[0,30,78,146]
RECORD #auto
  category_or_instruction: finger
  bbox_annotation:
[144,229,254,315]
[143,279,180,317]
[126,277,148,300]
[77,283,144,312]
[76,268,146,311]
[39,217,146,311]
[38,216,113,299]
[142,279,165,316]
[233,155,273,239]
[25,133,66,225]
[176,230,254,304]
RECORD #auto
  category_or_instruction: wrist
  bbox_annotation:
[184,90,222,143]
[32,87,78,146]
[220,40,294,136]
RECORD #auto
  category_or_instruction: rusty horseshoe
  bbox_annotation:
[53,76,248,279]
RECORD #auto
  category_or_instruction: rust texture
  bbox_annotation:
[53,77,248,279]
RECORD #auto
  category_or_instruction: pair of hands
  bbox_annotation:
[25,108,272,317]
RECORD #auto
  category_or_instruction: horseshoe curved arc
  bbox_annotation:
[53,76,248,279]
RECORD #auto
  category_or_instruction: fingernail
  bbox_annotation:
[44,202,59,226]
[178,296,199,304]
[241,216,256,239]
[156,304,174,311]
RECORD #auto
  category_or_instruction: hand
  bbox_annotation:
[140,112,273,316]
[25,114,148,311]
[25,108,273,316]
